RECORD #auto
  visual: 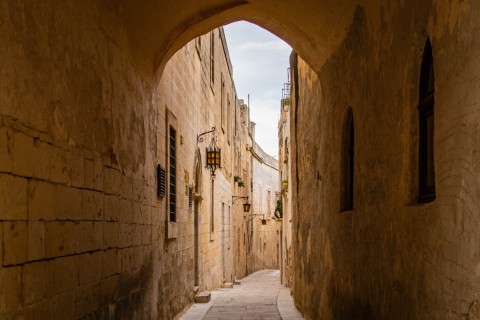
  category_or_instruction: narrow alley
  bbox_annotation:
[3,1,480,319]
[180,270,303,320]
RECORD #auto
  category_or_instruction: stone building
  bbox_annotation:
[286,8,480,315]
[155,27,280,317]
[278,75,294,288]
[248,134,281,273]
[231,99,253,280]
[155,27,246,317]
[156,30,278,316]
[0,20,269,318]
[3,1,480,320]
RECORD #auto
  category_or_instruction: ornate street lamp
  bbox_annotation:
[197,127,221,237]
[197,127,221,177]
[243,201,251,213]
[206,135,221,177]
[232,196,251,213]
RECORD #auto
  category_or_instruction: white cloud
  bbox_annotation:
[224,21,291,157]
[236,40,291,53]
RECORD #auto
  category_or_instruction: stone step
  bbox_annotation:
[222,282,234,288]
[194,292,211,303]
[234,280,242,285]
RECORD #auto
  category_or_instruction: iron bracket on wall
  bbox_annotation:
[197,127,216,144]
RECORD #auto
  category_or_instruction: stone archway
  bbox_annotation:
[117,0,358,76]
[5,1,478,319]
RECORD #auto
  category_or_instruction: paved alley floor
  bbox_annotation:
[180,270,304,320]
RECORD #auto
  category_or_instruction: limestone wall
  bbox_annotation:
[249,140,281,272]
[0,1,161,318]
[279,97,294,288]
[290,2,480,319]
[5,1,480,319]
[0,1,249,315]
[232,101,253,280]
[155,28,252,317]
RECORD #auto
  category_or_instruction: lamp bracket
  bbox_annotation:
[197,127,216,144]
[232,196,249,204]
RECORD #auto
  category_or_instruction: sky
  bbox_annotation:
[223,21,292,157]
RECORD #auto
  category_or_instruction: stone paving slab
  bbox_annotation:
[180,291,223,320]
[179,270,304,320]
[277,288,304,320]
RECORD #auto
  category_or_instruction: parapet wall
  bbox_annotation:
[251,139,279,170]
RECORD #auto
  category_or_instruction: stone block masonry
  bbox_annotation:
[0,114,159,317]
[289,2,480,318]
[0,3,164,316]
[1,1,267,318]
[249,140,281,273]
[8,0,480,319]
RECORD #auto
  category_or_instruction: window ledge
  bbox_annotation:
[417,194,436,204]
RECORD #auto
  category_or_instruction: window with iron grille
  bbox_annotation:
[210,31,215,87]
[221,75,225,131]
[157,165,166,197]
[227,97,231,144]
[169,127,177,222]
[188,185,193,208]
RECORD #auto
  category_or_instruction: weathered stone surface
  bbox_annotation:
[288,2,480,318]
[53,256,79,294]
[28,180,56,220]
[0,173,28,220]
[13,131,34,177]
[0,266,22,313]
[250,140,281,273]
[27,221,45,261]
[44,221,77,257]
[194,292,212,303]
[278,97,294,288]
[0,127,13,172]
[23,261,48,305]
[49,147,69,184]
[79,251,103,285]
[33,139,51,180]
[183,270,303,319]
[81,189,104,221]
[3,221,28,265]
[154,27,259,318]
[75,283,100,319]
[55,184,82,220]
[2,1,479,319]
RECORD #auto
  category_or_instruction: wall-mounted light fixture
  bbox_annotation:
[232,196,251,213]
[197,126,222,236]
[197,127,221,177]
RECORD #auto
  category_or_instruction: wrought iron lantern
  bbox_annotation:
[242,201,251,213]
[206,135,221,176]
[233,196,251,213]
[197,127,221,177]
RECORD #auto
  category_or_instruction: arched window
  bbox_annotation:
[418,38,436,202]
[341,108,354,212]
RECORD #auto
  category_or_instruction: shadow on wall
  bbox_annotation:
[327,273,374,320]
[107,259,153,319]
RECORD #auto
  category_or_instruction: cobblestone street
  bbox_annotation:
[180,270,303,320]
